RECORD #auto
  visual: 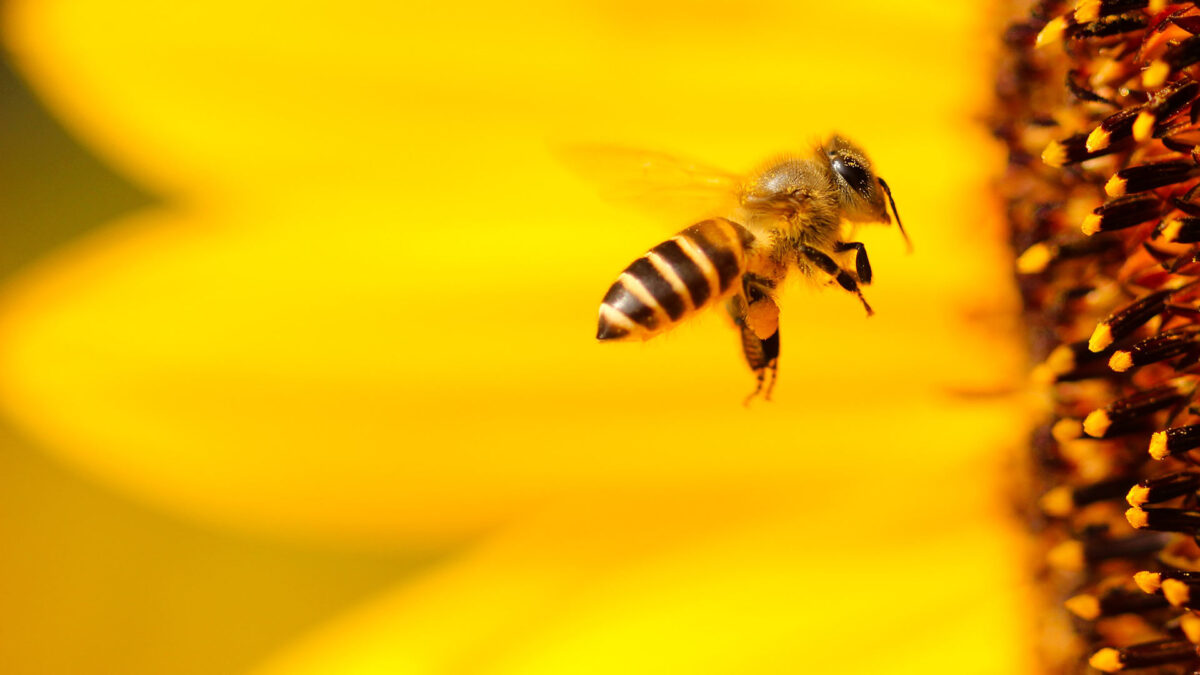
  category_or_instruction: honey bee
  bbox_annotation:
[592,135,908,401]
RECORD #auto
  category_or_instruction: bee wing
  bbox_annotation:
[557,144,741,223]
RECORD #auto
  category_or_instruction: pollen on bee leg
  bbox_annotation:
[745,298,779,341]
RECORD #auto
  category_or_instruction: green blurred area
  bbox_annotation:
[0,45,423,675]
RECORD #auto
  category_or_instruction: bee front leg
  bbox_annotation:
[799,245,873,316]
[833,241,871,284]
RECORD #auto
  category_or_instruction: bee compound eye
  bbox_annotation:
[831,156,872,195]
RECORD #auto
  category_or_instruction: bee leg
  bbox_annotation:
[739,324,780,404]
[728,279,781,403]
[799,245,873,316]
[833,241,872,285]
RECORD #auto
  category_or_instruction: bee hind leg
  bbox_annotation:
[728,278,781,404]
[740,325,779,405]
[799,245,873,316]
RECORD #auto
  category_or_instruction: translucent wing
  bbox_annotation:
[557,144,741,224]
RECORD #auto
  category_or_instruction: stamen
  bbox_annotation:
[1126,472,1200,506]
[1083,379,1193,438]
[1127,505,1200,534]
[1089,290,1169,352]
[1110,329,1200,372]
[1082,194,1164,236]
[1066,586,1169,619]
[1105,160,1199,197]
[1089,640,1199,672]
[1089,106,1141,151]
[1040,476,1137,516]
[1149,424,1200,460]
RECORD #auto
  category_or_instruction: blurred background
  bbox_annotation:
[0,1,1030,673]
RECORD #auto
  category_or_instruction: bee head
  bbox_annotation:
[823,136,888,222]
[824,135,910,250]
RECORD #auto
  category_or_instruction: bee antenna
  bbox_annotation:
[878,176,911,253]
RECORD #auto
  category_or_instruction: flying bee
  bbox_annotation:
[592,135,908,401]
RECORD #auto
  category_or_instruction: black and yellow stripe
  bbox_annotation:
[597,218,754,341]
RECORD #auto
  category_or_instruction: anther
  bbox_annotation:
[1150,424,1200,460]
[1089,640,1199,672]
[1083,379,1193,437]
[1126,472,1200,507]
[1089,290,1169,352]
[1082,194,1163,235]
[1109,329,1200,372]
[1106,160,1199,197]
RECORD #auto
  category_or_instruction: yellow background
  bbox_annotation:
[0,1,1030,673]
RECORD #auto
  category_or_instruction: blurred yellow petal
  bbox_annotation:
[252,500,1033,674]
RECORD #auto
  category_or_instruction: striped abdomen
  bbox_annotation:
[597,217,755,341]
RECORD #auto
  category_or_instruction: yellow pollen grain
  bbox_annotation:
[1087,126,1111,152]
[1048,540,1085,572]
[1143,60,1170,89]
[1149,431,1170,460]
[1088,648,1123,673]
[1039,486,1075,517]
[1126,506,1150,529]
[1133,110,1157,141]
[1182,613,1200,644]
[1164,578,1192,607]
[1109,350,1133,372]
[1065,593,1102,620]
[1126,484,1150,507]
[1073,0,1101,24]
[1051,418,1083,443]
[1083,409,1112,438]
[1134,570,1163,594]
[1082,213,1103,236]
[1162,217,1185,243]
[1037,15,1068,48]
[1104,174,1127,197]
[1016,242,1054,274]
[1042,140,1068,167]
[1089,322,1113,352]
[1151,0,1167,11]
